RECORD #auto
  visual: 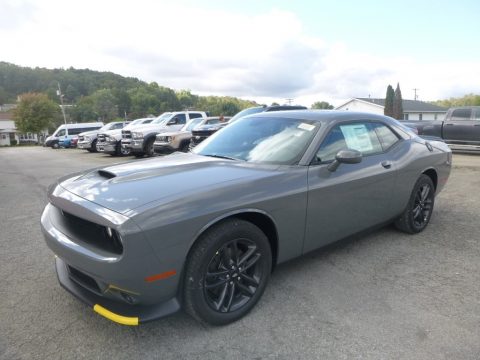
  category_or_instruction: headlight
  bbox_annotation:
[132,132,144,139]
[84,136,90,141]
[106,136,116,143]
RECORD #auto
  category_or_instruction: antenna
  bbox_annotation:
[413,88,419,101]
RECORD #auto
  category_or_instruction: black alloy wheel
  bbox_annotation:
[395,174,435,234]
[412,183,433,229]
[184,219,272,325]
[204,238,263,313]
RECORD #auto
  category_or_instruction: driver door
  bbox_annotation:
[303,121,398,253]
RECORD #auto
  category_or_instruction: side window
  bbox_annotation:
[69,128,83,135]
[189,113,203,120]
[175,114,187,124]
[372,123,400,151]
[112,123,123,130]
[315,122,382,163]
[56,129,66,137]
[451,109,471,120]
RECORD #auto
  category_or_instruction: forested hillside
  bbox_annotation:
[0,62,257,122]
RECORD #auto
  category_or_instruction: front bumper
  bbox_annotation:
[41,190,183,325]
[129,139,145,153]
[153,142,176,154]
[96,143,116,154]
[77,141,93,150]
[55,257,180,325]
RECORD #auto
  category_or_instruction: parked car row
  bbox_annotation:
[45,105,309,158]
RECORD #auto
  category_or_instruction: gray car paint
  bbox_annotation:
[41,110,452,322]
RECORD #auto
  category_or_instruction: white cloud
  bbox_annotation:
[1,0,479,107]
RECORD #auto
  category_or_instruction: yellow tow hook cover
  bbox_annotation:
[93,304,139,326]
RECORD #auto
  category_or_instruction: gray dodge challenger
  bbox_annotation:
[41,111,451,326]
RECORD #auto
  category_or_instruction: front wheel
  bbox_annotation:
[184,219,272,325]
[395,174,435,234]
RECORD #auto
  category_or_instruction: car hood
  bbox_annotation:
[156,130,189,137]
[126,123,170,134]
[101,129,123,137]
[194,123,227,131]
[79,130,99,137]
[57,153,278,216]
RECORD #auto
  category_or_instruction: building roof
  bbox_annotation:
[0,113,13,120]
[357,98,447,112]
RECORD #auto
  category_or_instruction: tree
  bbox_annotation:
[13,93,58,138]
[393,83,404,120]
[91,89,117,121]
[384,85,394,117]
[311,101,334,109]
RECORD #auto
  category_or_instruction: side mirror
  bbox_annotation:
[327,149,362,172]
[167,118,178,125]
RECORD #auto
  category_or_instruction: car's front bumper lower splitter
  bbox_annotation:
[55,257,180,326]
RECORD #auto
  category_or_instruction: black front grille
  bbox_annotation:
[97,134,106,143]
[122,130,132,139]
[78,136,85,142]
[57,209,124,255]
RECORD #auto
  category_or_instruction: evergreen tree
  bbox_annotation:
[393,83,404,120]
[384,85,394,117]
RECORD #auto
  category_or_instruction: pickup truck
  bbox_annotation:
[122,111,207,157]
[403,106,480,150]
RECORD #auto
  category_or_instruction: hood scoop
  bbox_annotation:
[97,170,116,179]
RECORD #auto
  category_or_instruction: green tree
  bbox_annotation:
[393,83,404,120]
[311,101,334,109]
[91,89,117,121]
[432,93,480,107]
[384,85,394,117]
[70,96,96,122]
[13,93,58,138]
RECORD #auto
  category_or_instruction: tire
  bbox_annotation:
[52,141,59,149]
[145,138,155,157]
[91,139,98,153]
[180,141,189,152]
[184,218,272,325]
[134,153,144,158]
[119,142,131,156]
[395,174,435,234]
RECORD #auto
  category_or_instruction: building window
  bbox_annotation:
[1,134,6,140]
[419,114,423,121]
[404,114,409,120]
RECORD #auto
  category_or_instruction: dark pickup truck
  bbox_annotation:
[403,106,480,150]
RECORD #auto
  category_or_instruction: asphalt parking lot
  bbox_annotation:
[1,147,479,360]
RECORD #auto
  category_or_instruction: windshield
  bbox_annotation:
[152,112,173,124]
[229,107,265,123]
[182,117,204,131]
[193,116,320,165]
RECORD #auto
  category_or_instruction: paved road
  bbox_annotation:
[1,147,479,360]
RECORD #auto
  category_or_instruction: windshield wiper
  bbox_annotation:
[202,154,242,161]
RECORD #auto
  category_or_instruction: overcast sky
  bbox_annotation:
[1,0,479,107]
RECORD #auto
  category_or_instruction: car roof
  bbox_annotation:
[248,110,392,124]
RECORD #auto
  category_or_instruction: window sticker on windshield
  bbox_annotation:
[339,124,373,152]
[298,123,315,131]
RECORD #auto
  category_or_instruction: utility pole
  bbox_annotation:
[285,98,293,105]
[56,82,67,125]
[413,88,419,101]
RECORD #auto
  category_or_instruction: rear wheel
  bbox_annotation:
[184,219,272,325]
[395,174,435,234]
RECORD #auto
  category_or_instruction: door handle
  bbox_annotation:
[381,161,392,169]
[445,123,454,126]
